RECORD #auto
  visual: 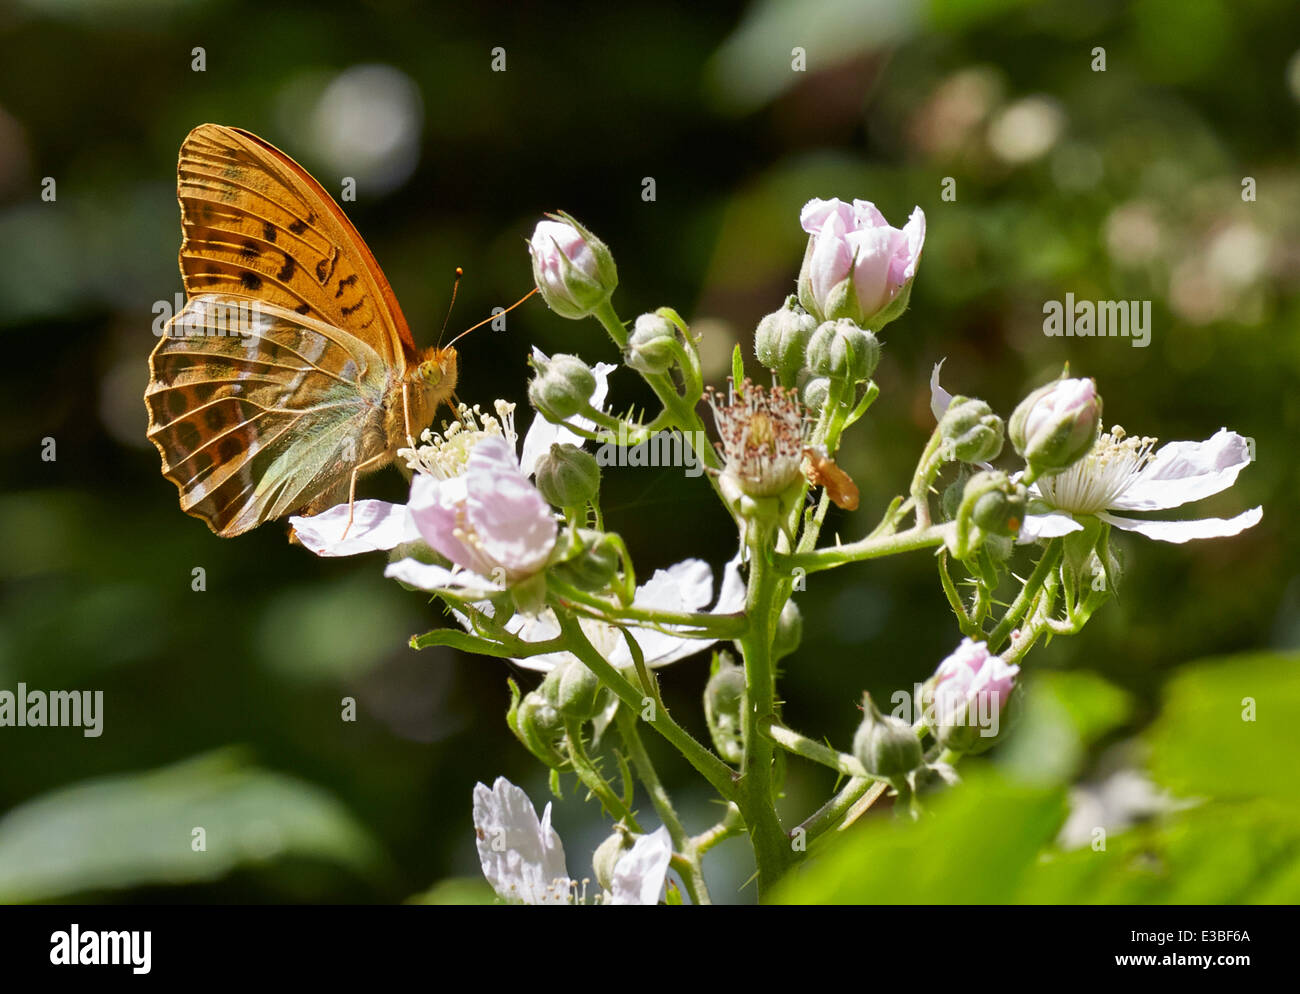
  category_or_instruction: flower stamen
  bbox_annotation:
[1037,424,1157,514]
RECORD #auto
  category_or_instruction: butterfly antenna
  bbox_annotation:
[445,287,539,348]
[436,267,465,347]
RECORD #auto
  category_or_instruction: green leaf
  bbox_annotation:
[731,342,745,385]
[773,772,1066,904]
[1145,650,1300,806]
[997,670,1133,785]
[0,749,382,902]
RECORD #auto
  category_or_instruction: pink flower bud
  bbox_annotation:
[926,638,1019,752]
[528,215,617,320]
[797,198,925,328]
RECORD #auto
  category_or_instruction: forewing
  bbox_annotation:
[177,123,416,369]
[145,294,391,536]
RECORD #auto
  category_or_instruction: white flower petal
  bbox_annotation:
[930,358,953,422]
[502,610,573,673]
[290,500,417,556]
[1016,511,1084,542]
[608,826,673,906]
[383,557,500,595]
[1111,428,1254,512]
[472,777,571,905]
[1097,507,1262,544]
[715,554,747,614]
[637,559,715,614]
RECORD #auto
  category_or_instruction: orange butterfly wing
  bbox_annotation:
[148,124,427,536]
[176,123,417,367]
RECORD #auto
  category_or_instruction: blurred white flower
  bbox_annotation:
[472,777,672,905]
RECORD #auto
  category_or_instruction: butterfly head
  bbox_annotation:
[416,346,458,390]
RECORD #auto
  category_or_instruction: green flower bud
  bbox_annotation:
[534,443,601,507]
[806,319,880,386]
[959,470,1029,538]
[852,693,922,781]
[939,395,1005,464]
[625,312,679,374]
[551,528,622,592]
[550,659,609,721]
[528,352,596,421]
[592,828,632,892]
[799,374,831,417]
[513,689,567,768]
[1008,376,1102,482]
[754,295,817,386]
[528,214,618,320]
[773,599,802,663]
[704,652,746,764]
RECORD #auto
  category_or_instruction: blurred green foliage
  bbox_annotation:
[0,0,1296,903]
[775,651,1300,903]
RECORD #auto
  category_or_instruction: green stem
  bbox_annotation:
[779,522,954,576]
[563,717,641,829]
[988,540,1062,652]
[737,542,796,897]
[692,804,744,854]
[558,613,737,801]
[761,716,870,779]
[615,708,711,906]
[549,578,747,639]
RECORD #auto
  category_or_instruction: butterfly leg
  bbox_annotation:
[340,452,389,540]
[402,382,417,451]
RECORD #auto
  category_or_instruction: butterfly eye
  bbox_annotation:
[418,359,444,386]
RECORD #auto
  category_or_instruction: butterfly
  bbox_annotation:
[145,124,461,537]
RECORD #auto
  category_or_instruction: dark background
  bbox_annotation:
[0,0,1294,903]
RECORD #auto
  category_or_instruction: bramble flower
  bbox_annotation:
[296,436,557,602]
[398,399,517,480]
[706,378,806,500]
[495,555,746,673]
[473,777,671,905]
[798,197,925,328]
[406,436,556,583]
[1022,426,1263,544]
[925,638,1019,749]
[930,364,1262,544]
[528,214,618,320]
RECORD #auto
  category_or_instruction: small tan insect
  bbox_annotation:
[802,446,859,511]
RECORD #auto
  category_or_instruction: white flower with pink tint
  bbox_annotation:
[930,363,1262,545]
[293,434,558,599]
[798,197,925,328]
[407,436,556,582]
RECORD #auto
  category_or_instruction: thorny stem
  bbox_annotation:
[615,708,712,905]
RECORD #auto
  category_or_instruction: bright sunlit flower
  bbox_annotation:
[399,399,518,480]
[473,777,672,905]
[931,364,1262,544]
[407,436,556,582]
[706,378,806,499]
